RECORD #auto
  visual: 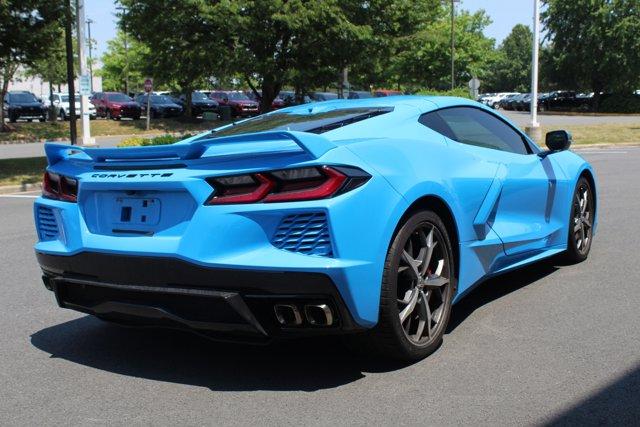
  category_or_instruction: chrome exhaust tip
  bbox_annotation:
[304,304,334,326]
[274,304,303,326]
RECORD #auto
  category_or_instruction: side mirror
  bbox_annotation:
[545,130,572,152]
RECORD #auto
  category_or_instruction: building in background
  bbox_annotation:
[7,67,102,100]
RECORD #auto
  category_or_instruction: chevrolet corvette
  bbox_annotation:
[34,96,597,361]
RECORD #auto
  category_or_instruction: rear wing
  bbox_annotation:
[44,130,337,166]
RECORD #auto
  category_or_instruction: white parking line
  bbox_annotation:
[575,150,629,154]
[0,194,38,198]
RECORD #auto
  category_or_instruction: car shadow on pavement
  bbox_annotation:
[446,258,560,334]
[31,258,562,392]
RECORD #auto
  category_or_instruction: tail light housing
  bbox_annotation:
[205,166,370,205]
[42,171,78,202]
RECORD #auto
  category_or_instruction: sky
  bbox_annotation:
[85,0,534,59]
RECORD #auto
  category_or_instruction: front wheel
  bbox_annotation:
[563,177,595,263]
[356,210,456,362]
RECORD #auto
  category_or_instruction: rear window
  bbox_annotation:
[210,107,393,138]
[107,93,131,102]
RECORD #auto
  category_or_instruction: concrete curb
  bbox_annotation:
[0,182,41,194]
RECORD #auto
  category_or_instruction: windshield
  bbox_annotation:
[210,107,393,138]
[192,92,208,101]
[227,92,250,100]
[61,95,80,103]
[148,95,172,103]
[107,93,132,102]
[9,93,38,103]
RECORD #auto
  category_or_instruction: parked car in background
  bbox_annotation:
[45,93,96,120]
[245,90,285,112]
[310,92,339,102]
[209,91,259,117]
[476,93,495,104]
[483,92,519,109]
[348,91,373,99]
[91,92,141,120]
[374,89,403,97]
[279,91,313,106]
[3,91,47,122]
[515,94,533,111]
[538,91,591,112]
[168,91,219,118]
[499,93,522,110]
[134,94,183,118]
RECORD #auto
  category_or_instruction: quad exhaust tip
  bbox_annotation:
[274,304,303,326]
[304,304,334,326]
[274,303,334,327]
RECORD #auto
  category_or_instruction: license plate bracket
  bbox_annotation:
[112,197,161,226]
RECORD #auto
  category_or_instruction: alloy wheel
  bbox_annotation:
[397,223,451,345]
[573,182,593,255]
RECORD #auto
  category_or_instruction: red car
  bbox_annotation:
[91,92,141,120]
[374,89,403,97]
[245,90,285,112]
[209,91,259,117]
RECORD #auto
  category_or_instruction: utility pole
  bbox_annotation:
[76,0,93,146]
[526,0,542,142]
[64,0,77,145]
[87,18,94,92]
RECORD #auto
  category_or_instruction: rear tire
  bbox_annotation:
[352,210,456,362]
[562,177,595,263]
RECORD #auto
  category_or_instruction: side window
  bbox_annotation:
[420,107,530,155]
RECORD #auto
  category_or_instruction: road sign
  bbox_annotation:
[468,77,481,99]
[79,74,91,96]
[144,78,153,93]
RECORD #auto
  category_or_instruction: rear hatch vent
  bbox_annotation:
[272,212,333,257]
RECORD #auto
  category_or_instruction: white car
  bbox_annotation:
[45,93,96,120]
[481,92,519,109]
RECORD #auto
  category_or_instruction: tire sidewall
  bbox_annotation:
[565,177,594,262]
[379,210,456,360]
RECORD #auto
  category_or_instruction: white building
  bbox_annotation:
[8,67,102,100]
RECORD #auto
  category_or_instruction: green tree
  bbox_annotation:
[0,0,65,128]
[392,9,496,91]
[98,31,148,93]
[484,24,532,92]
[117,0,229,116]
[542,0,640,108]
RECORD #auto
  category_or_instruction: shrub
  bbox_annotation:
[414,88,473,99]
[117,133,193,148]
[599,94,640,113]
[117,136,147,147]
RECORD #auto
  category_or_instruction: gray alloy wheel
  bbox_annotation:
[396,222,451,345]
[564,177,594,263]
[350,210,455,362]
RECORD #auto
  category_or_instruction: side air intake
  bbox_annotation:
[271,212,333,257]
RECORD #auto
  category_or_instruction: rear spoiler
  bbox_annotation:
[44,130,337,166]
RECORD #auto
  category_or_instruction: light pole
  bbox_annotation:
[76,0,93,146]
[115,6,130,95]
[450,0,460,90]
[526,0,542,142]
[86,18,94,92]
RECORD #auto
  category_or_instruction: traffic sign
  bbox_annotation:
[144,78,153,93]
[79,74,91,96]
[468,77,481,99]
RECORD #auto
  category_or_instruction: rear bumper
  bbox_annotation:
[37,251,363,342]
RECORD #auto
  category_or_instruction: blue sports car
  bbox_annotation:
[34,96,597,361]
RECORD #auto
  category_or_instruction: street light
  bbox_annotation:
[526,0,542,141]
[115,6,130,95]
[450,0,460,90]
[86,18,94,92]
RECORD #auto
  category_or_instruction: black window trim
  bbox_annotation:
[420,105,540,156]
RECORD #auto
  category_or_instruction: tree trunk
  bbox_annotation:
[184,88,192,118]
[259,75,281,115]
[1,64,18,132]
[48,81,57,122]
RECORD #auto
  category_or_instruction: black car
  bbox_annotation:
[169,91,218,117]
[347,91,373,99]
[134,94,183,118]
[3,91,47,122]
[278,91,312,106]
[515,93,532,111]
[498,93,521,110]
[539,91,591,112]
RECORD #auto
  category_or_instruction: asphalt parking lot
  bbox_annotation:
[1,148,639,426]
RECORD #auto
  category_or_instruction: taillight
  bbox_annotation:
[205,166,369,205]
[42,171,78,202]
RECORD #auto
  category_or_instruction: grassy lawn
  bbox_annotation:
[0,118,225,142]
[540,124,640,145]
[0,157,47,187]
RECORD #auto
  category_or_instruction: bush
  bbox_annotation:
[413,88,473,99]
[117,133,193,147]
[599,94,640,113]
